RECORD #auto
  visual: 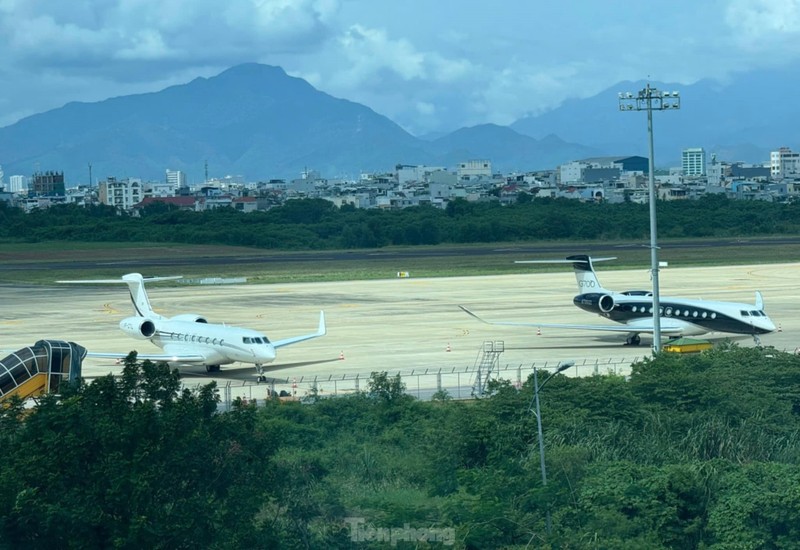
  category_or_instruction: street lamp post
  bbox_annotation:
[530,360,573,536]
[618,84,680,354]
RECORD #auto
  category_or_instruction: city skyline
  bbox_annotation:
[2,0,799,134]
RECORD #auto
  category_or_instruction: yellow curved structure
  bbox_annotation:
[0,340,85,403]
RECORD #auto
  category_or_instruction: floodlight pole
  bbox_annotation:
[618,84,680,354]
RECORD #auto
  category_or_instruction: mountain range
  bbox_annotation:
[0,62,797,182]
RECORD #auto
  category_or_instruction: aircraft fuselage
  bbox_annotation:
[574,291,776,335]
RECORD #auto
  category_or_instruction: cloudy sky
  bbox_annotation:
[1,0,798,134]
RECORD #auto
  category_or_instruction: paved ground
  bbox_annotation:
[2,261,798,399]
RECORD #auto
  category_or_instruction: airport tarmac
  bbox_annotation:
[1,261,798,399]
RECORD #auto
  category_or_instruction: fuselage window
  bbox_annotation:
[632,306,638,313]
[702,312,707,318]
[711,313,717,319]
[692,311,698,317]
[684,310,690,317]
[665,307,673,316]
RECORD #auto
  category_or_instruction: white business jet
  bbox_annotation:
[460,255,776,346]
[59,273,326,380]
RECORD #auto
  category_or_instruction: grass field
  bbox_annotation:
[0,238,798,285]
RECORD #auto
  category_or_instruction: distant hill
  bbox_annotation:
[3,61,798,182]
[0,64,605,182]
[0,64,432,182]
[511,64,800,165]
[427,124,598,171]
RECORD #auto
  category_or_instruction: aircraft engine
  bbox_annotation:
[574,293,616,313]
[169,314,208,323]
[119,316,157,339]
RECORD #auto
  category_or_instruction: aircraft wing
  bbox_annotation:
[458,306,685,335]
[272,311,327,348]
[86,349,209,363]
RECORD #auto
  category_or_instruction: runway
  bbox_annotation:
[2,262,798,399]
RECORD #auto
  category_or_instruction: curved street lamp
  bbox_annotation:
[529,360,573,535]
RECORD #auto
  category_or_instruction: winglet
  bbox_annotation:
[755,291,764,310]
[317,310,327,336]
[271,311,326,348]
[458,305,491,325]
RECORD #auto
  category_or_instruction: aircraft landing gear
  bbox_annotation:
[205,364,221,373]
[753,334,762,346]
[255,363,266,383]
[625,334,641,346]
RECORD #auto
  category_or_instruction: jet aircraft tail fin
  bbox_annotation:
[755,290,764,310]
[515,255,616,294]
[58,273,183,319]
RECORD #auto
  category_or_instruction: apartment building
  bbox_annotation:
[98,177,143,210]
[682,147,706,176]
[770,147,800,179]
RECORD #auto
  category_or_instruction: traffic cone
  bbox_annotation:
[537,327,542,336]
[446,343,451,352]
[778,323,783,332]
[339,350,345,360]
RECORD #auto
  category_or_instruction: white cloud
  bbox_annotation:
[2,0,800,133]
[725,0,800,48]
[0,0,338,70]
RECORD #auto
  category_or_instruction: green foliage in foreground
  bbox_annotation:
[3,194,800,249]
[1,346,800,548]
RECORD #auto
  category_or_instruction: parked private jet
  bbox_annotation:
[460,254,776,346]
[59,273,326,380]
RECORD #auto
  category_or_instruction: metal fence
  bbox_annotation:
[187,355,644,411]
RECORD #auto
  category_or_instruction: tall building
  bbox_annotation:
[770,147,800,179]
[682,148,706,176]
[98,177,142,210]
[165,169,186,190]
[30,171,65,197]
[9,175,27,192]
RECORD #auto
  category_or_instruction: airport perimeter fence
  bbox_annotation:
[191,355,645,412]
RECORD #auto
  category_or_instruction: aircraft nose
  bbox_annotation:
[259,345,276,363]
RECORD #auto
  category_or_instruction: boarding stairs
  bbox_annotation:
[472,340,504,397]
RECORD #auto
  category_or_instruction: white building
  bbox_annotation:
[99,177,143,210]
[770,147,800,179]
[144,181,176,198]
[396,164,447,185]
[682,147,706,176]
[8,175,27,193]
[457,160,492,180]
[559,161,584,184]
[166,169,186,190]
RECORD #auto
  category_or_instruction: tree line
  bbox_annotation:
[1,194,799,249]
[1,345,799,548]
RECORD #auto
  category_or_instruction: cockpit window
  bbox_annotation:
[741,311,750,317]
[750,310,762,317]
[261,335,271,344]
[243,337,252,344]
